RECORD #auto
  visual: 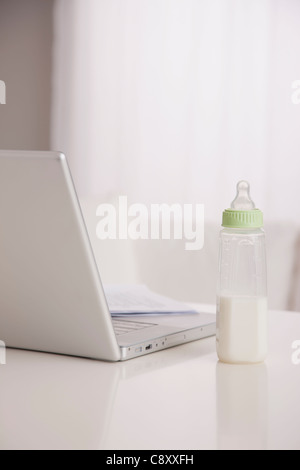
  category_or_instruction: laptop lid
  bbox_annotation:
[0,150,121,361]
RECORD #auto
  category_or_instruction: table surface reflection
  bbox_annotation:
[0,308,299,450]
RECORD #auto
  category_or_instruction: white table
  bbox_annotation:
[0,308,299,450]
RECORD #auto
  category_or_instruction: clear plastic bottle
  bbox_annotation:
[216,181,268,364]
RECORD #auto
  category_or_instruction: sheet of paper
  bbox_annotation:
[103,284,197,316]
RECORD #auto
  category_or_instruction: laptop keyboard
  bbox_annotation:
[112,318,156,336]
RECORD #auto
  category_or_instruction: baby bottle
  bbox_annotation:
[216,181,268,364]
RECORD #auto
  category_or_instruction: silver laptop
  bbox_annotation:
[0,150,216,361]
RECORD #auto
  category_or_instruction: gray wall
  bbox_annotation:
[0,0,53,150]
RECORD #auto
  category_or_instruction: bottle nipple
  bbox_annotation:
[231,181,255,210]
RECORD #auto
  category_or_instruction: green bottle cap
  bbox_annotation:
[222,181,263,228]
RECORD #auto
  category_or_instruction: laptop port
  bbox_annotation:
[145,344,152,351]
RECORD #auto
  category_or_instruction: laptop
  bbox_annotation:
[0,150,216,361]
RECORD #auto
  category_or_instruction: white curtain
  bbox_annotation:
[51,0,300,223]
